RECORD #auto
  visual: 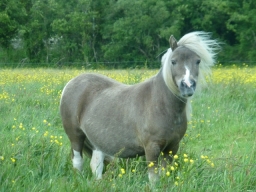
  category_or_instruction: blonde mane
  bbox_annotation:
[161,31,220,120]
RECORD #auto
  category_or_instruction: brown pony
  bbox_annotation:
[60,31,219,183]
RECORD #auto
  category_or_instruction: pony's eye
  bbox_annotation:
[196,60,201,65]
[171,60,176,65]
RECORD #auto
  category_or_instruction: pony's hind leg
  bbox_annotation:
[72,149,83,171]
[67,128,86,171]
[90,149,105,179]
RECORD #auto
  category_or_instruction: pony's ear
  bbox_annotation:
[169,35,178,50]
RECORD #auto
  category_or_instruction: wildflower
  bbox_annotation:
[170,166,175,171]
[120,168,125,174]
[132,169,136,173]
[174,162,178,167]
[201,155,205,159]
[118,174,122,178]
[43,120,47,123]
[176,176,180,180]
[12,125,16,129]
[161,152,164,156]
[190,159,194,164]
[184,158,189,163]
[174,155,178,159]
[210,163,214,167]
[32,127,36,130]
[183,154,188,158]
[44,131,48,137]
[166,171,170,176]
[169,150,172,154]
[0,156,4,160]
[174,181,179,186]
[11,158,16,163]
[148,162,154,167]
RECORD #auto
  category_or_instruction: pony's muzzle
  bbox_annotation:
[180,79,196,97]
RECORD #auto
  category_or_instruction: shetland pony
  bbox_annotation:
[60,31,219,183]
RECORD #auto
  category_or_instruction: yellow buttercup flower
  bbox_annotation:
[120,168,125,174]
[148,162,154,167]
[11,158,16,163]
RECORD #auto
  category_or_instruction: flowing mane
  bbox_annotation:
[162,31,220,95]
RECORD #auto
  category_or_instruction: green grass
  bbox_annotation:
[0,68,255,191]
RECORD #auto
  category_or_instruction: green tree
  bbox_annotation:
[23,0,58,63]
[0,0,27,62]
[51,0,101,64]
[101,0,171,66]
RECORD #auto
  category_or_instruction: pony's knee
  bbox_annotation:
[72,150,84,171]
[90,149,105,179]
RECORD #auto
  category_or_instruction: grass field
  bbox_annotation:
[0,65,255,191]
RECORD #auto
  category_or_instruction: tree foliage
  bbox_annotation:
[1,0,256,67]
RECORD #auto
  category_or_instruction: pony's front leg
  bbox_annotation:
[145,142,161,183]
[90,149,105,179]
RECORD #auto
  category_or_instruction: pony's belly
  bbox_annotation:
[91,137,145,158]
[82,126,144,158]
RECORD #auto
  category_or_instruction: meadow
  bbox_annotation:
[0,65,255,191]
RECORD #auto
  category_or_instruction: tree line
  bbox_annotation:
[1,0,256,68]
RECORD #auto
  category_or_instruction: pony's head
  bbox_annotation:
[162,31,220,98]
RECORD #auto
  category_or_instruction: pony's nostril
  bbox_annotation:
[190,80,196,88]
[181,80,186,87]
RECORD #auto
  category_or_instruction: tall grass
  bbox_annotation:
[0,66,255,191]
